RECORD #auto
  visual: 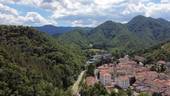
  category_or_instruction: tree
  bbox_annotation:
[138,92,150,96]
[152,92,162,96]
[81,83,108,96]
[0,25,86,95]
[86,64,95,76]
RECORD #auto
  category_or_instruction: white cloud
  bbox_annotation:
[71,19,98,27]
[0,0,170,26]
[122,2,146,15]
[94,0,124,5]
[25,12,49,24]
[145,3,170,17]
[161,0,170,3]
[51,0,95,18]
[0,3,53,25]
[0,0,44,6]
[94,0,125,9]
[0,3,18,15]
[0,12,51,25]
[0,14,20,25]
[121,1,170,22]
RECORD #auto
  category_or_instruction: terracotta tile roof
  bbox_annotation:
[157,60,166,64]
[85,76,97,86]
[163,80,170,86]
[97,59,170,95]
[100,70,111,76]
[117,75,129,80]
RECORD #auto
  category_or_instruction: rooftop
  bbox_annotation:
[157,60,166,64]
[85,76,97,86]
[117,75,129,80]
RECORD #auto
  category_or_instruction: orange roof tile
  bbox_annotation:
[117,76,129,80]
[85,76,97,86]
[157,60,166,64]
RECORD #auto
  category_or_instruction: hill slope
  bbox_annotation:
[56,15,170,53]
[134,41,170,63]
[57,29,90,48]
[0,25,85,95]
[128,15,170,44]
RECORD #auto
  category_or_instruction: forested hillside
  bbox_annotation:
[57,29,90,49]
[0,25,86,96]
[134,41,170,63]
[56,15,170,54]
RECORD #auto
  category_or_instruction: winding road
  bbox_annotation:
[72,70,86,95]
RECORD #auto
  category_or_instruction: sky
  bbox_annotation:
[0,0,170,27]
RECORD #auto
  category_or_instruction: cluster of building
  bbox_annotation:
[92,55,170,95]
[86,53,112,65]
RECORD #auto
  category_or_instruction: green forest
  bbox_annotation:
[56,15,170,55]
[0,25,86,96]
[134,41,170,63]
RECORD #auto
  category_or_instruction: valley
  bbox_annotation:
[1,0,170,96]
[1,15,170,96]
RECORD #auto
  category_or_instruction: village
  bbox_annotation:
[85,55,170,96]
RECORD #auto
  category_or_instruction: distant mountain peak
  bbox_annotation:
[103,20,114,24]
[34,25,77,35]
[97,20,121,28]
[128,15,170,26]
[128,15,148,23]
[43,25,56,27]
[133,15,146,18]
[34,25,92,35]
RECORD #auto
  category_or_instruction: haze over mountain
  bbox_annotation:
[56,15,170,53]
[34,25,92,35]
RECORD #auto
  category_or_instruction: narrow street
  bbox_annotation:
[72,70,86,95]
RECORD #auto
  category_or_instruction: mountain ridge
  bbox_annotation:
[34,25,92,35]
[56,15,170,53]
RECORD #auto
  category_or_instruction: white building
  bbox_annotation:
[115,76,130,89]
[99,71,112,86]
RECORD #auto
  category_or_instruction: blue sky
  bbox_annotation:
[0,0,170,27]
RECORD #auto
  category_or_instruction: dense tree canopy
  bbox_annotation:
[80,83,108,96]
[0,25,86,95]
[133,41,170,63]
